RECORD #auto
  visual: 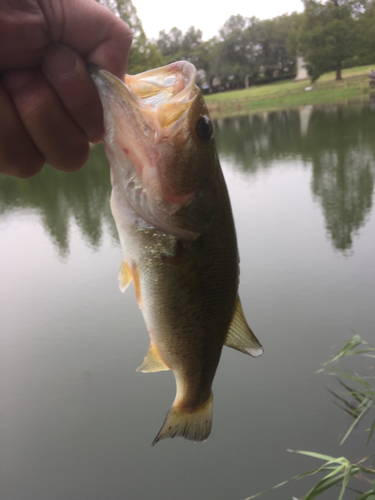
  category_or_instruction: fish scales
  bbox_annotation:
[91,61,263,445]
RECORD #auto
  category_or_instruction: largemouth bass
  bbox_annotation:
[91,61,263,445]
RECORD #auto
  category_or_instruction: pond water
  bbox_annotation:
[1,104,375,500]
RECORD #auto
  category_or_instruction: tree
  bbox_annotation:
[298,0,359,81]
[98,0,164,74]
[156,26,209,68]
[156,26,217,88]
[211,13,299,88]
[156,27,184,62]
[213,15,261,87]
[354,2,375,66]
[256,14,301,78]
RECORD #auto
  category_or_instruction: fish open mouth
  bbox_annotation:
[91,62,202,240]
[92,61,198,138]
[125,61,198,129]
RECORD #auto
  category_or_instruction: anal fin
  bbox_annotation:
[136,343,170,373]
[224,297,263,357]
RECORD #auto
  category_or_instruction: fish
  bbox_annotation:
[91,61,263,445]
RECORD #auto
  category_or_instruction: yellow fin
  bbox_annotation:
[136,343,170,373]
[131,265,142,309]
[224,297,263,357]
[118,261,142,309]
[152,393,213,445]
[118,260,133,293]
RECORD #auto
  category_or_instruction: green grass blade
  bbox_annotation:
[340,400,372,445]
[324,335,364,365]
[352,349,375,356]
[302,472,346,500]
[242,474,316,500]
[355,483,375,500]
[290,450,347,462]
[367,418,375,445]
[302,466,361,500]
[339,464,354,500]
[327,388,360,416]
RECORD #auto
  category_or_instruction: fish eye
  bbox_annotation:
[196,116,213,141]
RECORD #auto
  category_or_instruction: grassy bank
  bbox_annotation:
[205,64,375,116]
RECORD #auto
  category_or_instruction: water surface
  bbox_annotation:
[1,104,375,500]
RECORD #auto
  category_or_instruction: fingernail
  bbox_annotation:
[2,69,34,90]
[43,44,77,80]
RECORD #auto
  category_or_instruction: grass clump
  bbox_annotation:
[245,334,375,500]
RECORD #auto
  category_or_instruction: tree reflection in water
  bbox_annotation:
[213,105,375,252]
[0,144,117,258]
[0,104,374,255]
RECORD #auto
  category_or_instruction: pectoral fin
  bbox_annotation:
[136,343,170,373]
[118,260,132,293]
[224,297,263,357]
[119,260,143,308]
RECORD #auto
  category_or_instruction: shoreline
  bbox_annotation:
[205,65,375,118]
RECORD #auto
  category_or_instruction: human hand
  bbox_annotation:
[0,0,132,178]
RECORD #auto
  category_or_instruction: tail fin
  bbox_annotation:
[152,393,213,446]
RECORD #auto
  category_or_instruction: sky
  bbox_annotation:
[133,0,305,41]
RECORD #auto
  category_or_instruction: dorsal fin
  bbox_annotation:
[224,297,263,357]
[136,343,170,373]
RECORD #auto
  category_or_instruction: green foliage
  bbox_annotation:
[98,0,164,73]
[156,13,299,89]
[128,42,164,75]
[353,4,375,67]
[211,13,300,87]
[156,25,210,70]
[245,334,375,500]
[245,451,375,500]
[297,0,375,81]
[256,13,301,77]
[100,0,375,86]
[317,334,375,445]
[214,15,260,86]
[156,27,184,62]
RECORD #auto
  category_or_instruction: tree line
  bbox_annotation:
[99,0,375,87]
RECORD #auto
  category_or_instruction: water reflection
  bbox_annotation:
[0,144,118,257]
[308,108,374,252]
[214,105,375,252]
[1,105,374,254]
[214,109,304,171]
